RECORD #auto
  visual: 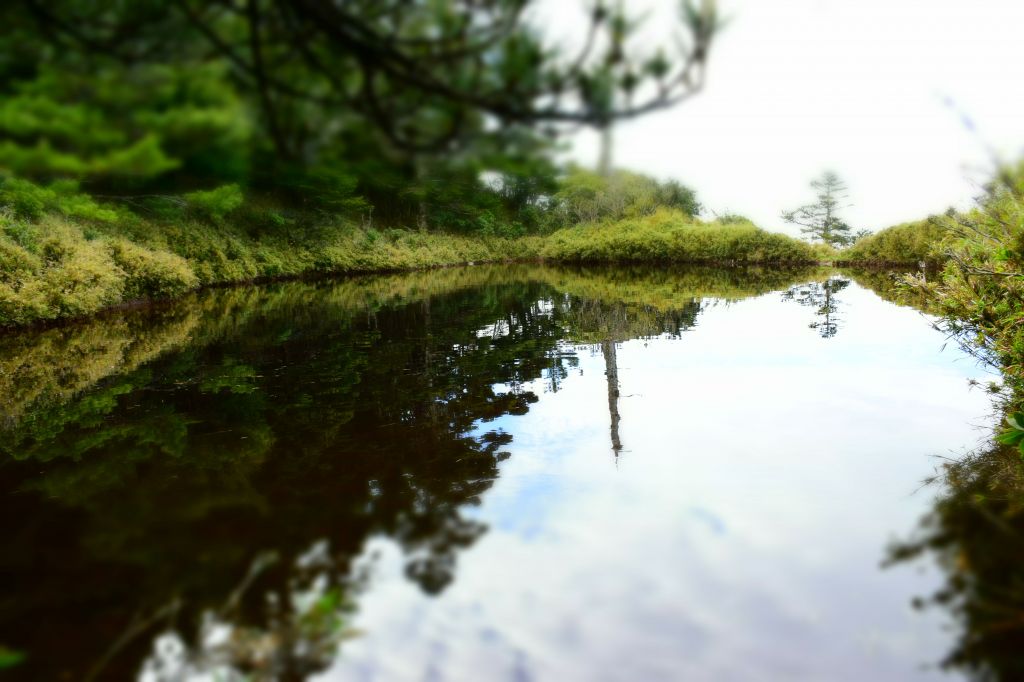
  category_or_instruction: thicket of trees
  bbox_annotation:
[0,0,718,233]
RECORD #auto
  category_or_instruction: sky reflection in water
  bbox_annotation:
[329,279,989,682]
[0,267,993,681]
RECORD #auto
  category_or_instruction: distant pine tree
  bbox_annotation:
[782,172,854,247]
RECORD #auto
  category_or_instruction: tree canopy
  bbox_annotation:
[0,0,718,228]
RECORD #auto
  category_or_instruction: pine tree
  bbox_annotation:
[782,171,854,247]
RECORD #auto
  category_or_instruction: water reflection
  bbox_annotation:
[782,276,851,338]
[0,264,1001,680]
[887,437,1024,681]
[1,272,575,679]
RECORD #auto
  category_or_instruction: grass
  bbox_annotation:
[0,199,842,329]
[0,208,544,327]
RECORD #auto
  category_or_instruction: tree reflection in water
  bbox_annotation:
[782,276,851,338]
[0,264,834,680]
[887,437,1024,681]
[565,297,702,457]
[0,280,570,680]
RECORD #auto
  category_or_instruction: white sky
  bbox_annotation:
[534,0,1024,234]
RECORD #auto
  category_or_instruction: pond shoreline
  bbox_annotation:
[1,251,923,334]
[1,206,837,329]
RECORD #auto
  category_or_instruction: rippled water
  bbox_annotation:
[0,265,995,681]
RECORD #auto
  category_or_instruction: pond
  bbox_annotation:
[0,264,1000,681]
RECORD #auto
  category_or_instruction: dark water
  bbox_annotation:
[0,265,1006,680]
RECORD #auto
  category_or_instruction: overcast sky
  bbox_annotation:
[534,0,1024,235]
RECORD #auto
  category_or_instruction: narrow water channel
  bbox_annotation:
[0,265,995,681]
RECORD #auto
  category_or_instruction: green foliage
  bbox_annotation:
[0,179,832,328]
[0,0,716,238]
[0,177,51,218]
[550,168,701,227]
[836,219,945,265]
[0,176,119,223]
[107,238,198,300]
[0,203,547,326]
[0,63,249,187]
[185,184,244,223]
[996,412,1024,458]
[543,208,816,264]
[0,219,123,324]
[908,162,1024,397]
[716,213,752,224]
[807,241,839,262]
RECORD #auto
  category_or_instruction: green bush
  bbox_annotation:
[837,219,944,265]
[55,193,120,224]
[185,184,244,222]
[543,208,815,264]
[0,238,41,283]
[0,220,126,324]
[40,239,125,317]
[549,168,701,227]
[2,217,42,252]
[0,176,123,224]
[0,177,54,219]
[107,239,198,300]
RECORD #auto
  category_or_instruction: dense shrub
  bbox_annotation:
[836,219,945,265]
[0,178,53,219]
[107,239,198,300]
[542,209,816,264]
[0,218,125,325]
[0,204,542,326]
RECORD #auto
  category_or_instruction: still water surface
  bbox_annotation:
[0,265,995,680]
